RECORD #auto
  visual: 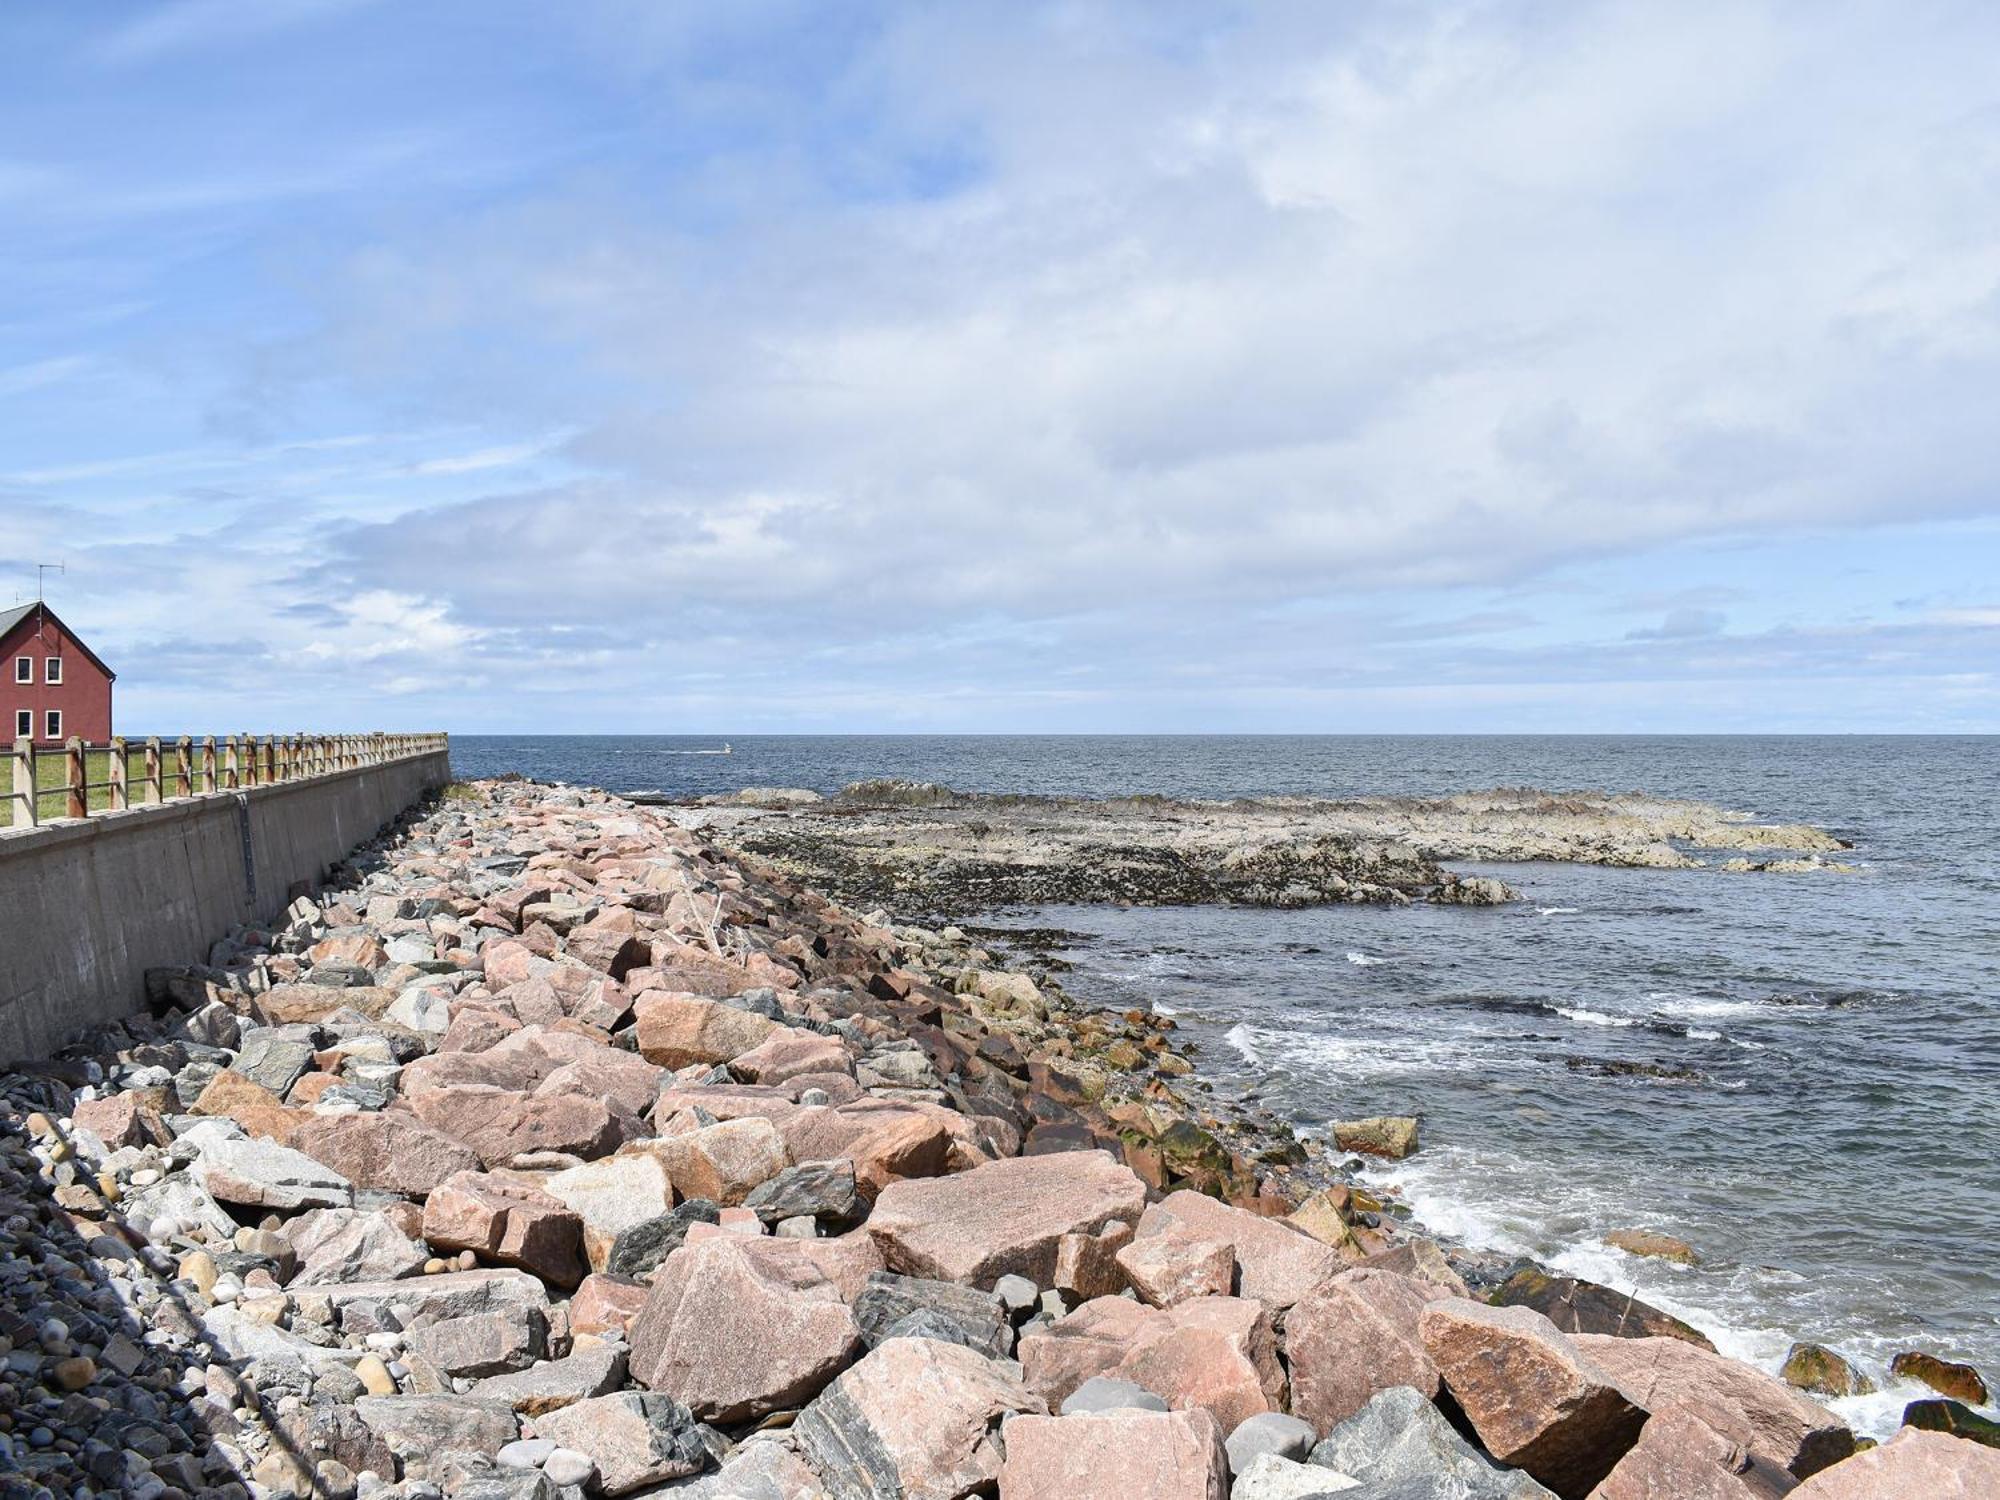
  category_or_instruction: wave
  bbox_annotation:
[1554,1006,1639,1028]
[1345,951,1387,967]
[1223,1022,1260,1065]
[1537,906,1581,916]
[1151,1000,1181,1018]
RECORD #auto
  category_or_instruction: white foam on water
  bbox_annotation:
[1223,1022,1261,1065]
[1354,1145,1935,1442]
[1344,950,1387,966]
[1151,999,1180,1017]
[1653,996,1778,1018]
[1537,906,1581,916]
[1684,1027,1723,1040]
[1554,1005,1639,1027]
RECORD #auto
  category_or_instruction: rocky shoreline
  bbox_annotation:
[0,778,1986,1500]
[664,782,1856,918]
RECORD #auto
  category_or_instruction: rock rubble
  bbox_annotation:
[0,778,1978,1500]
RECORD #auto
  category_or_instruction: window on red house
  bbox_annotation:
[45,710,61,740]
[45,657,62,685]
[13,709,27,739]
[12,656,27,684]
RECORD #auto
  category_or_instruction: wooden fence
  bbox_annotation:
[2,732,449,829]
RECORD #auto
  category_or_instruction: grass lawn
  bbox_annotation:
[10,746,217,823]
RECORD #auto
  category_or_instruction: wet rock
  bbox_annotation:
[999,1407,1229,1500]
[293,1111,481,1197]
[1137,1190,1340,1313]
[1420,1300,1646,1498]
[628,1235,862,1422]
[867,1149,1148,1286]
[1577,1333,1854,1478]
[1788,1427,2000,1496]
[1287,1267,1450,1433]
[1491,1267,1716,1350]
[1309,1385,1554,1499]
[423,1169,588,1286]
[854,1271,1012,1359]
[528,1391,723,1496]
[1329,1116,1418,1159]
[1781,1342,1874,1399]
[1604,1228,1700,1265]
[1890,1350,1989,1406]
[1902,1398,2000,1450]
[794,1336,1043,1500]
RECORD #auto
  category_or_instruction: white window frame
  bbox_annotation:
[12,656,28,684]
[45,656,61,685]
[44,709,61,740]
[13,709,28,739]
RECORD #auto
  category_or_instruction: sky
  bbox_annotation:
[2,0,1998,734]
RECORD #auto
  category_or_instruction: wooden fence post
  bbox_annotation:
[224,736,240,790]
[200,737,217,794]
[10,739,33,829]
[244,735,258,788]
[109,737,128,812]
[145,738,162,804]
[65,737,86,819]
[176,738,192,797]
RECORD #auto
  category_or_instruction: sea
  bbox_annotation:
[451,734,2000,1437]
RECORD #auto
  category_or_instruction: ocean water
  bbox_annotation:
[452,735,2000,1435]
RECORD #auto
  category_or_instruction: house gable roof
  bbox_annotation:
[0,603,118,682]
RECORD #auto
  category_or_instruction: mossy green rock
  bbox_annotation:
[1782,1341,1875,1398]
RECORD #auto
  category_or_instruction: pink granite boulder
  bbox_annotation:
[1787,1427,2000,1497]
[1137,1190,1342,1313]
[998,1407,1229,1500]
[795,1337,1044,1500]
[1420,1299,1646,1499]
[1288,1267,1453,1433]
[422,1170,587,1287]
[1112,1296,1286,1433]
[1115,1233,1235,1309]
[1576,1333,1854,1480]
[634,992,779,1068]
[628,1235,862,1423]
[1588,1403,1799,1500]
[868,1150,1148,1286]
[292,1111,480,1198]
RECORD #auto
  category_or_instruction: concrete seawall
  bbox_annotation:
[0,747,451,1061]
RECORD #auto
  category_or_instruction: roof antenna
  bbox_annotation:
[36,561,64,602]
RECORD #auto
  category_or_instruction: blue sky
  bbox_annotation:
[3,0,1997,733]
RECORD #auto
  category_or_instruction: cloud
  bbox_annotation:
[9,0,2000,730]
[94,0,380,67]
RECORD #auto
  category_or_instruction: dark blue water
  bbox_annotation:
[453,736,1999,1433]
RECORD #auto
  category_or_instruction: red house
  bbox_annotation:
[2,603,115,747]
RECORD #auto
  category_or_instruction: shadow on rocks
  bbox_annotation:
[1,1065,321,1500]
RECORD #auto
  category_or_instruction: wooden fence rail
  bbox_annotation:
[1,732,449,829]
